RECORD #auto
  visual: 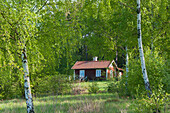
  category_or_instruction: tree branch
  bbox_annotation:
[118,1,136,12]
[31,4,37,12]
[0,12,14,27]
[0,47,21,56]
[35,0,48,14]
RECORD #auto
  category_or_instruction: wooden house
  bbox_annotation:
[71,57,123,80]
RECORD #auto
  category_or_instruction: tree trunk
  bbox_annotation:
[126,46,128,78]
[137,0,152,95]
[125,46,129,94]
[22,48,34,113]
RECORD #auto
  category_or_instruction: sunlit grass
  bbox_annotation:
[73,81,110,92]
[2,81,168,113]
[0,93,133,113]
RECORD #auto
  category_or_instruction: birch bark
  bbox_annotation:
[126,46,128,78]
[125,46,129,93]
[137,0,152,94]
[22,48,34,113]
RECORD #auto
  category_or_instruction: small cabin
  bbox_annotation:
[71,57,123,80]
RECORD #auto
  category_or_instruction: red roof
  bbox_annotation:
[71,61,111,69]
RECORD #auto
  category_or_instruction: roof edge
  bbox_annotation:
[71,61,78,69]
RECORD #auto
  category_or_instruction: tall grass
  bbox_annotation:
[1,81,168,113]
[0,93,133,113]
[73,81,109,93]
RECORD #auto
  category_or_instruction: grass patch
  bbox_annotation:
[1,81,169,113]
[0,93,133,113]
[73,81,110,94]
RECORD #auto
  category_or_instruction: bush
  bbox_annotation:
[107,80,118,93]
[131,83,168,112]
[88,82,99,94]
[35,72,72,96]
[0,66,24,99]
[107,78,127,97]
[126,48,169,97]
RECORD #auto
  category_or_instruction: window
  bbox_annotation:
[119,72,122,78]
[110,70,113,78]
[96,69,101,77]
[80,70,85,78]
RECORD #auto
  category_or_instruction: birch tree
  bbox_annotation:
[0,0,169,102]
[0,1,43,112]
[125,47,128,82]
[22,48,34,113]
[137,0,152,94]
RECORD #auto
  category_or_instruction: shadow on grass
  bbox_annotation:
[36,93,116,102]
[0,98,25,104]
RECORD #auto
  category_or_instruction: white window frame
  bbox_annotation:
[96,69,101,77]
[119,72,122,78]
[80,70,85,78]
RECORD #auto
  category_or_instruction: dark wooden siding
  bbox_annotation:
[75,69,79,76]
[85,69,96,80]
[75,69,106,80]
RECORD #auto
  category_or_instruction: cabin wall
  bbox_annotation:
[75,69,106,80]
[75,69,79,76]
[107,66,121,78]
[85,69,95,80]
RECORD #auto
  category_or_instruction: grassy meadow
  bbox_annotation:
[0,93,133,113]
[73,81,109,93]
[0,81,169,113]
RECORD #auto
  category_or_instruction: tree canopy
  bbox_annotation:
[0,0,169,100]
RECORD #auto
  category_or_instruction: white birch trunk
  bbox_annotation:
[125,47,129,93]
[22,48,34,113]
[106,69,108,80]
[137,0,152,94]
[126,46,128,78]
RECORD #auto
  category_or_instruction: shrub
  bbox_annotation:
[126,48,169,97]
[35,72,72,96]
[107,78,127,97]
[107,80,118,93]
[131,83,168,112]
[88,82,99,94]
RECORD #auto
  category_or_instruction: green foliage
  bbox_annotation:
[107,78,127,97]
[0,93,134,113]
[107,79,119,93]
[0,0,169,101]
[132,84,168,112]
[34,73,72,96]
[0,0,42,99]
[88,82,99,94]
[125,48,169,97]
[0,64,24,100]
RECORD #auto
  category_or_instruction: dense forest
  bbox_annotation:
[0,0,169,103]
